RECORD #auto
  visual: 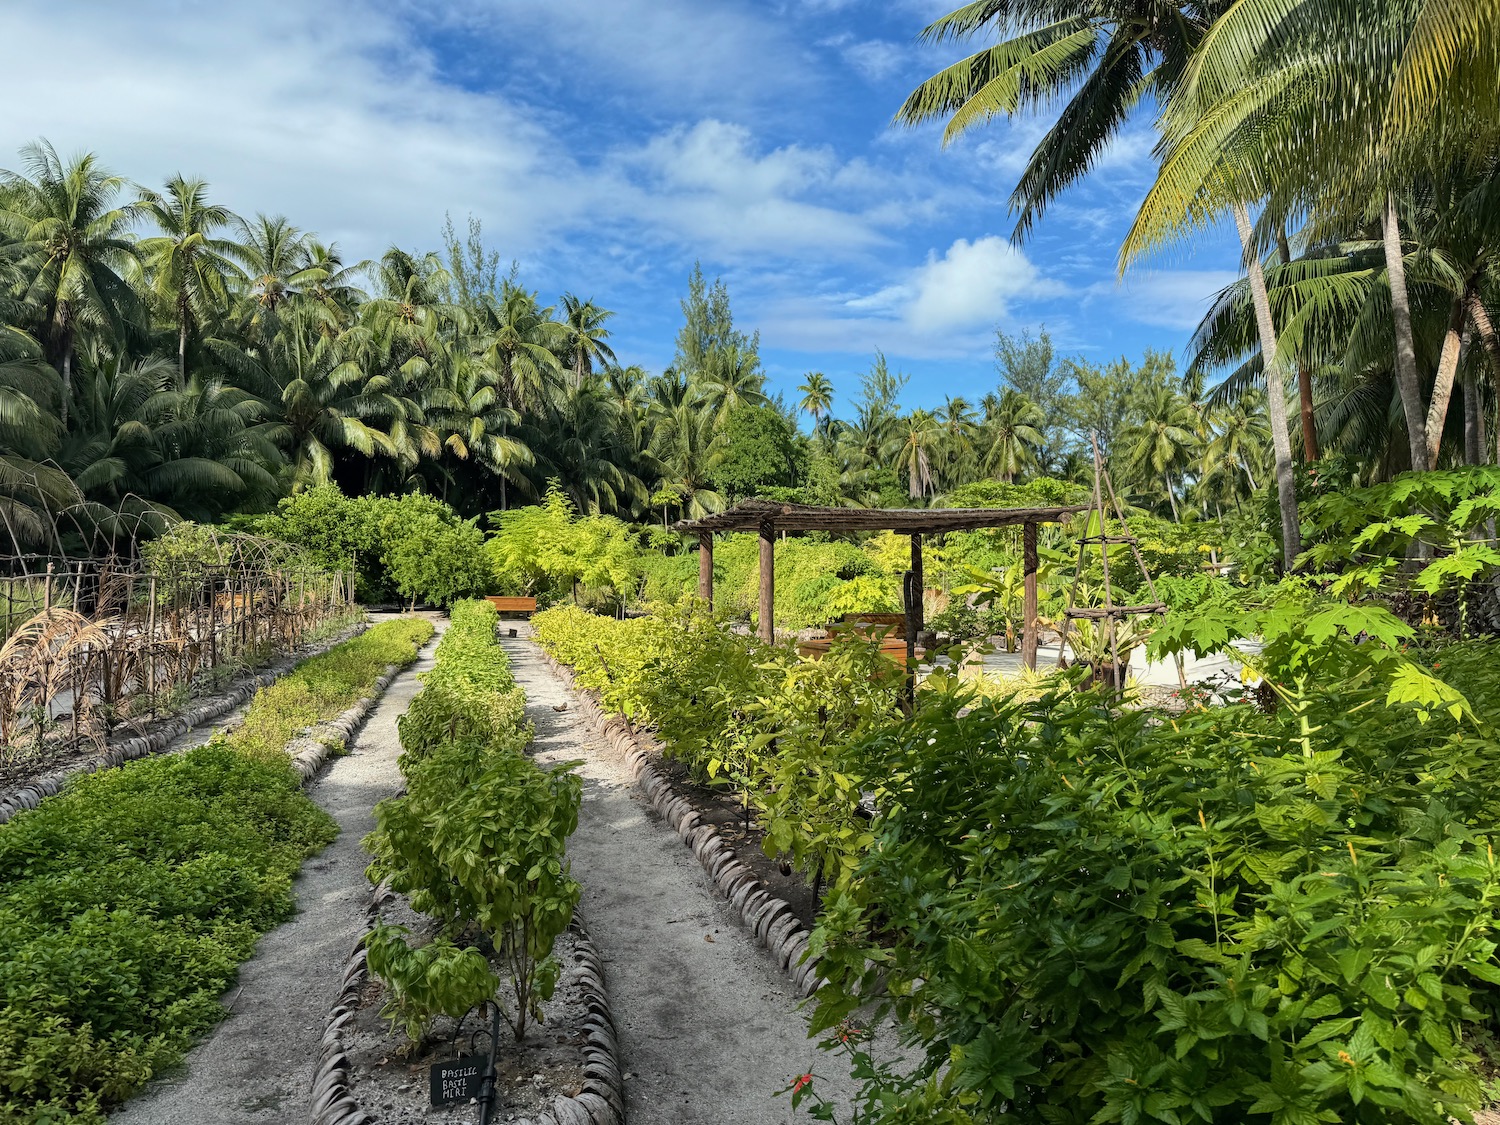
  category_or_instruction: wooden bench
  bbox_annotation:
[485,595,537,617]
[796,635,925,667]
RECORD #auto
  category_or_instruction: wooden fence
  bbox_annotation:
[0,553,355,753]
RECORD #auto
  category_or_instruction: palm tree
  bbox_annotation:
[895,410,942,499]
[1121,384,1198,519]
[699,340,767,423]
[982,388,1044,483]
[0,141,143,425]
[559,294,617,389]
[478,283,566,416]
[939,395,981,483]
[897,0,1226,239]
[138,175,239,389]
[798,372,834,427]
[229,214,320,343]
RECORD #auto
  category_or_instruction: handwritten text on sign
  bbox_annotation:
[430,1055,486,1106]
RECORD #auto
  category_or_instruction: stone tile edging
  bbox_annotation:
[311,896,625,1125]
[0,621,370,825]
[540,650,824,999]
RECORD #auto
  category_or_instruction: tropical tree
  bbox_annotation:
[137,175,239,389]
[1121,383,1198,519]
[0,141,143,425]
[559,294,617,388]
[798,371,834,429]
[982,388,1044,483]
[895,409,942,499]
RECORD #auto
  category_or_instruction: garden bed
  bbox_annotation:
[0,613,367,806]
[0,617,432,1124]
[334,899,599,1123]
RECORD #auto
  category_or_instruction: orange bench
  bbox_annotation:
[485,595,537,617]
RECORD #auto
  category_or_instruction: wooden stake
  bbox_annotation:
[758,519,775,644]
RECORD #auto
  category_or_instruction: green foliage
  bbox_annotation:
[1295,467,1500,635]
[809,673,1500,1125]
[365,600,580,1041]
[0,620,427,1122]
[257,486,491,607]
[364,925,498,1045]
[533,604,903,889]
[710,401,810,501]
[486,483,637,608]
[230,617,434,762]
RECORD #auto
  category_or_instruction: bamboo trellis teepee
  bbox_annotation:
[1055,434,1185,691]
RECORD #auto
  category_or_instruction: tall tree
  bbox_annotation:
[0,141,143,425]
[559,294,617,388]
[138,175,239,390]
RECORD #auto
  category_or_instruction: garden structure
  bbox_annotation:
[675,498,1084,669]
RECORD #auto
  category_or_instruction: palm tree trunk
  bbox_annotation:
[1464,365,1484,465]
[1163,472,1179,521]
[1465,294,1500,466]
[1297,367,1319,460]
[59,349,72,429]
[1382,195,1430,472]
[1424,291,1469,466]
[177,303,189,392]
[1233,203,1300,571]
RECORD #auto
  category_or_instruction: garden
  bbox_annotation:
[0,0,1497,1117]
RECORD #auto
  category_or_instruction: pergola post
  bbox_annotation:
[909,533,924,636]
[698,532,714,610]
[1021,520,1039,670]
[758,518,775,644]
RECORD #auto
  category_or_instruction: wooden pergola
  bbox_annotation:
[674,499,1085,670]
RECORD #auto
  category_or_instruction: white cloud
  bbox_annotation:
[853,236,1063,333]
[0,2,573,259]
[841,40,910,81]
[0,4,916,274]
[602,120,891,258]
[427,0,812,115]
[752,236,1068,359]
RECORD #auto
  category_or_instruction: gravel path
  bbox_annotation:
[503,633,853,1125]
[111,622,443,1125]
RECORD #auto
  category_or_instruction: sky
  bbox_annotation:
[6,0,1242,416]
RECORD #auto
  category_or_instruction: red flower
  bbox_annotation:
[792,1074,813,1093]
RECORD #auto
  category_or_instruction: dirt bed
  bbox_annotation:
[340,900,589,1124]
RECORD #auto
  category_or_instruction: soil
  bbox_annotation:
[650,754,821,928]
[111,615,439,1125]
[502,630,863,1125]
[340,897,589,1123]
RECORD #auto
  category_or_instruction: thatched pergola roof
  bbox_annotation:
[673,498,1084,535]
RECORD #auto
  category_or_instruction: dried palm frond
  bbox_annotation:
[0,608,113,749]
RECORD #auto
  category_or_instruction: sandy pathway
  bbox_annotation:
[111,623,443,1125]
[503,633,853,1125]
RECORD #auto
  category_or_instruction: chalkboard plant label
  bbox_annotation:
[430,1055,487,1106]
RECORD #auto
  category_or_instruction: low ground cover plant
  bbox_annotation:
[0,616,431,1124]
[365,600,580,1042]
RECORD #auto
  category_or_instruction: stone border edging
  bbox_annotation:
[311,897,625,1125]
[0,620,370,825]
[540,651,824,999]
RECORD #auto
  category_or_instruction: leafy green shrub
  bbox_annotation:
[364,926,498,1044]
[255,485,492,606]
[0,617,431,1123]
[533,604,903,889]
[366,599,580,1041]
[809,639,1500,1124]
[486,484,637,607]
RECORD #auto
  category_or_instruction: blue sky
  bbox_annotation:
[9,0,1242,416]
